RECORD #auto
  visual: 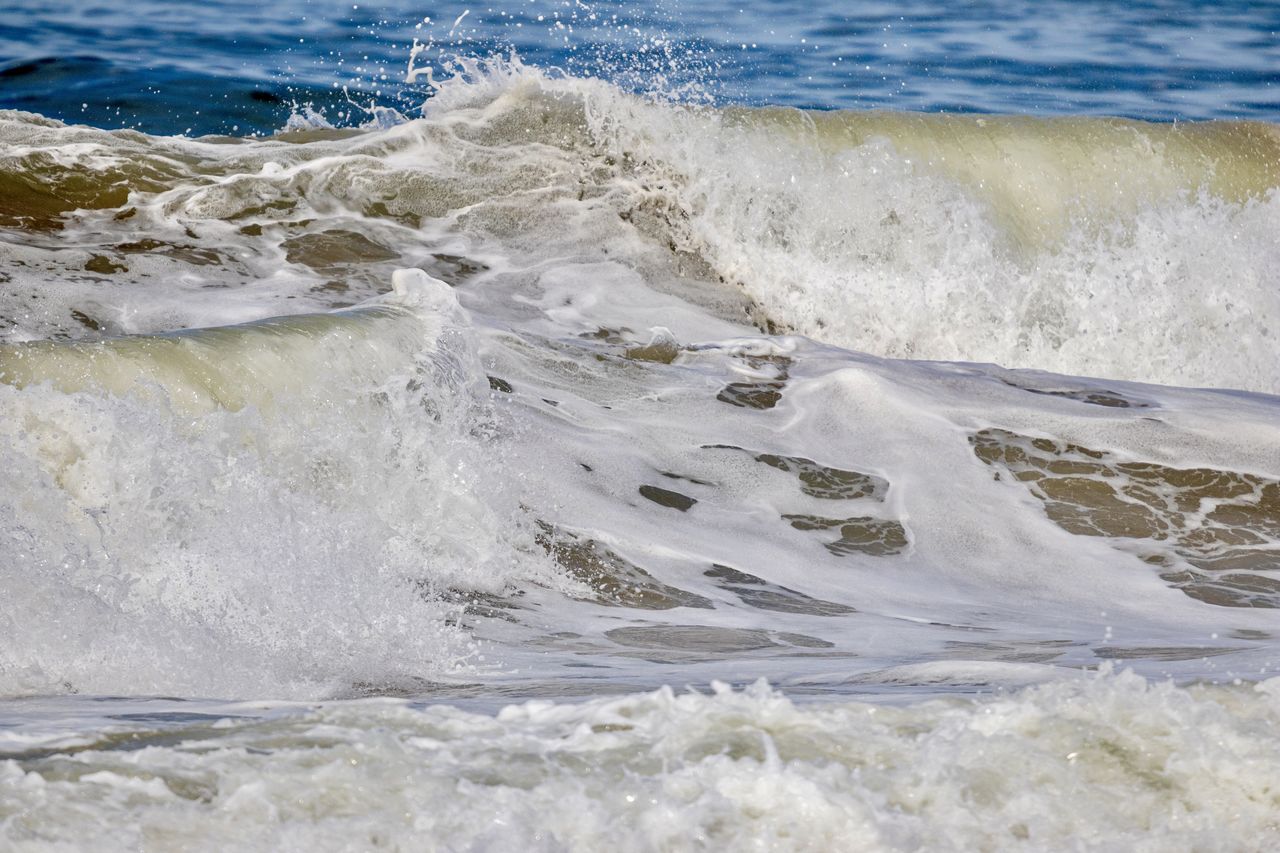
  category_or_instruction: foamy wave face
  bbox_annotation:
[567,92,1280,393]
[0,278,559,698]
[4,673,1279,851]
[5,68,1279,391]
[2,63,1279,702]
[402,62,1280,391]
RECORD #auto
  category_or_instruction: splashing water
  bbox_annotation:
[3,3,1280,849]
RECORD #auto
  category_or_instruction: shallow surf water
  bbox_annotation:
[2,2,1280,850]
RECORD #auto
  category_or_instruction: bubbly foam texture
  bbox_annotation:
[4,74,1280,699]
[0,277,563,698]
[4,51,1280,848]
[487,325,1280,685]
[3,674,1279,851]
[6,61,1280,390]
[570,92,1280,392]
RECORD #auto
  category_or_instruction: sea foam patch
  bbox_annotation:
[2,674,1278,852]
[0,272,561,698]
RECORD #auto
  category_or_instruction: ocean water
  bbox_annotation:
[2,1,1280,849]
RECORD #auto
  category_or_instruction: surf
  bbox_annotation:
[0,269,464,413]
[6,64,1280,392]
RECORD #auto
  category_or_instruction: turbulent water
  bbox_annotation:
[3,2,1280,850]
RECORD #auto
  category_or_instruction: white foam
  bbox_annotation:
[3,674,1278,851]
[2,65,1278,706]
[563,87,1280,392]
[0,279,562,698]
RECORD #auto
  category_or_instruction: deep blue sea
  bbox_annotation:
[3,2,1280,850]
[3,0,1279,134]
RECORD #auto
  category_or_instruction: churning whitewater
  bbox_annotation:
[2,32,1279,853]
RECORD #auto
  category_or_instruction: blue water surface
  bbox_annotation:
[1,1,1277,135]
